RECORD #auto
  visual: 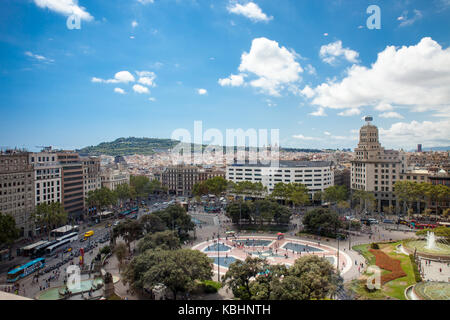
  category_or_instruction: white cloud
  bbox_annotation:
[234,37,303,96]
[198,88,208,95]
[309,107,327,117]
[320,40,359,64]
[25,51,54,63]
[92,71,135,84]
[305,64,316,75]
[218,74,246,87]
[136,71,157,87]
[266,99,277,107]
[300,85,315,99]
[148,97,156,102]
[114,88,126,94]
[307,37,450,115]
[137,0,154,4]
[292,134,322,141]
[131,20,138,28]
[398,10,423,27]
[133,84,149,94]
[227,1,273,22]
[33,0,93,21]
[379,120,450,148]
[323,33,329,37]
[338,108,361,116]
[324,131,331,136]
[379,111,404,119]
[374,103,394,112]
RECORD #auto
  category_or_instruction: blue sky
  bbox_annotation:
[1,0,450,151]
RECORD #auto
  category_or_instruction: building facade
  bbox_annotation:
[226,160,334,198]
[82,156,102,201]
[29,150,62,208]
[351,118,408,212]
[100,164,130,191]
[0,151,35,237]
[57,151,85,217]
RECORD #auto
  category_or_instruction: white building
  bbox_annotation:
[226,160,334,198]
[29,151,62,206]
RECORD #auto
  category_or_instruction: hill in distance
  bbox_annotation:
[77,137,324,156]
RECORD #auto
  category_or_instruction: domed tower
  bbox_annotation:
[355,116,382,161]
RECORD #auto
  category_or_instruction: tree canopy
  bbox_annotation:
[137,230,181,253]
[0,212,20,248]
[123,249,213,299]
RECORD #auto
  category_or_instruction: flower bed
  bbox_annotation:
[369,248,406,285]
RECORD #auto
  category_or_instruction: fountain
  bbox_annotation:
[426,232,439,250]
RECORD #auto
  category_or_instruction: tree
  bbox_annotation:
[323,186,348,204]
[270,183,310,211]
[0,213,20,252]
[115,183,133,205]
[351,190,376,216]
[222,257,266,299]
[32,202,68,240]
[130,175,151,200]
[114,242,128,272]
[313,191,323,204]
[139,214,166,234]
[394,181,421,219]
[137,231,181,253]
[115,220,143,252]
[85,187,117,220]
[302,208,341,237]
[153,205,194,240]
[225,201,251,225]
[123,249,213,299]
[271,255,341,300]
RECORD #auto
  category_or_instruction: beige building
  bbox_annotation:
[82,156,102,200]
[0,150,35,237]
[351,117,407,212]
[100,164,130,191]
[158,165,225,196]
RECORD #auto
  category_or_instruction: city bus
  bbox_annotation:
[18,240,48,257]
[45,239,71,256]
[31,241,56,258]
[7,258,46,283]
[56,232,78,243]
[438,222,450,228]
[50,225,79,238]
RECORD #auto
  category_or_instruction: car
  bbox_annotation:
[113,221,120,226]
[383,219,394,224]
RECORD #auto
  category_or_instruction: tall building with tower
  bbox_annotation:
[351,117,407,213]
[417,144,422,153]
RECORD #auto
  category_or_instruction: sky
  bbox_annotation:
[0,0,450,151]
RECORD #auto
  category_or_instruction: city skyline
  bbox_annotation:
[1,0,450,151]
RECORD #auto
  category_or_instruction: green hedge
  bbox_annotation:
[409,254,422,283]
[370,243,379,250]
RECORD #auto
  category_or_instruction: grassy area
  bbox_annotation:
[349,242,417,300]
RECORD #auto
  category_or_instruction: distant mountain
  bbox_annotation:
[77,137,325,156]
[77,137,180,156]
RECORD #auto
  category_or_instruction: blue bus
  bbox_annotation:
[7,258,46,283]
[119,206,139,219]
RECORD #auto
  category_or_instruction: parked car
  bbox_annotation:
[383,219,394,224]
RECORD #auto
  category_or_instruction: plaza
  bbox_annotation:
[192,236,352,276]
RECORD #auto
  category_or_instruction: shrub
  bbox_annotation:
[370,243,379,250]
[100,245,111,255]
[409,254,422,283]
[199,280,222,294]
